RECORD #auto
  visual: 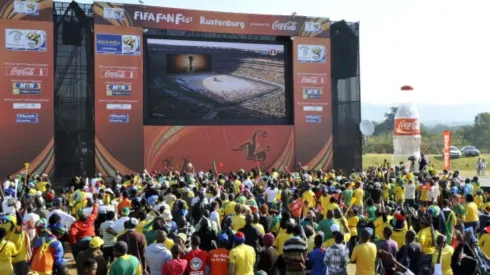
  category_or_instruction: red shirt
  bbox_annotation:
[68,203,99,244]
[208,248,229,275]
[184,248,208,275]
[162,259,187,275]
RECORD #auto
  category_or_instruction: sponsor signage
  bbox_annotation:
[16,113,39,123]
[6,66,48,77]
[103,7,125,20]
[443,130,451,170]
[13,103,41,109]
[298,74,327,85]
[106,84,132,96]
[305,115,321,123]
[109,113,130,123]
[12,82,42,95]
[297,44,326,63]
[100,68,137,79]
[107,104,132,110]
[304,22,322,32]
[13,1,39,16]
[96,34,140,55]
[5,29,47,52]
[302,88,322,99]
[303,106,323,112]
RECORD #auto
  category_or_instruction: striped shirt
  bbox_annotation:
[100,220,116,247]
[283,236,307,272]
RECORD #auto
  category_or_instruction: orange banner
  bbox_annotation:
[443,130,451,171]
[93,2,329,38]
[94,24,144,175]
[293,37,333,170]
[0,0,54,177]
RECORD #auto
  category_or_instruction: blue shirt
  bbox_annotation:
[464,183,474,197]
[307,247,326,275]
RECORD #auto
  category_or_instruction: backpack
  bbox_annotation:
[30,237,56,273]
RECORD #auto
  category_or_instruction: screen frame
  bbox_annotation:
[143,33,294,126]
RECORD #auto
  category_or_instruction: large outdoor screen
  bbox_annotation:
[145,38,290,124]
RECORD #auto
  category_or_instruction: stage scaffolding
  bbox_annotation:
[53,2,95,183]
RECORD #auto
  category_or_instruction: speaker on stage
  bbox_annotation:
[331,20,359,79]
[62,19,83,46]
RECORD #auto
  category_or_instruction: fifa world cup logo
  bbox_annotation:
[187,55,195,72]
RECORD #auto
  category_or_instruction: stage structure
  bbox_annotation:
[0,0,361,181]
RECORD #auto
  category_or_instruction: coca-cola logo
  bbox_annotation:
[100,69,137,79]
[299,75,326,84]
[394,118,420,136]
[5,66,47,77]
[272,21,297,32]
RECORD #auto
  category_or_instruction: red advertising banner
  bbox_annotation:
[443,130,451,171]
[93,2,329,38]
[0,0,54,177]
[94,24,143,176]
[293,37,333,170]
[144,126,295,172]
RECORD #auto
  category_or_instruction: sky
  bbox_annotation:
[72,0,490,105]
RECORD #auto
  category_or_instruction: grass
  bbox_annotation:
[363,153,490,177]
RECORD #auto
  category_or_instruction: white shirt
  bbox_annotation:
[145,243,172,275]
[265,188,278,203]
[100,220,116,247]
[243,178,253,189]
[2,180,10,191]
[1,197,20,215]
[110,217,129,234]
[209,210,220,230]
[430,185,440,201]
[404,183,416,200]
[48,209,76,228]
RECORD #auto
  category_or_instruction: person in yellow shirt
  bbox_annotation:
[432,235,454,275]
[394,182,405,205]
[479,226,490,257]
[464,194,479,232]
[382,182,391,203]
[416,214,439,270]
[352,182,364,213]
[351,228,377,275]
[223,194,237,217]
[252,213,265,236]
[347,208,360,255]
[0,227,18,275]
[301,186,316,216]
[475,189,484,210]
[389,213,408,248]
[319,187,331,219]
[231,204,246,231]
[229,232,255,275]
[273,223,293,255]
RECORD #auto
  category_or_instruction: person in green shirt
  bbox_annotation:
[341,185,353,208]
[318,210,339,240]
[109,241,142,275]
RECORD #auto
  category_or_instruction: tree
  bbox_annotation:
[373,107,397,135]
[472,112,490,150]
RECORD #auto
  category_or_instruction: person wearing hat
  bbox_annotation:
[351,228,377,275]
[30,218,66,275]
[68,201,99,259]
[108,207,130,235]
[208,233,230,275]
[117,217,147,271]
[145,230,172,275]
[109,241,142,275]
[76,236,107,275]
[229,231,255,275]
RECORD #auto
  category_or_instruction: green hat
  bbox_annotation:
[121,207,130,216]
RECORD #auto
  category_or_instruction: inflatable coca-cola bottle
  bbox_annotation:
[392,85,421,170]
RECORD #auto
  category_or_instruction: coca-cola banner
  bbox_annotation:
[94,24,144,175]
[293,37,333,170]
[93,1,329,38]
[443,130,451,170]
[0,1,54,177]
